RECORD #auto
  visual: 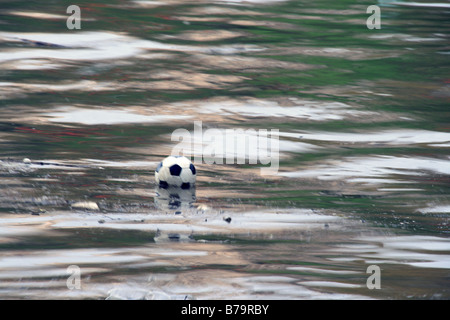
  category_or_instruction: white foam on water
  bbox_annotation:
[390,2,450,9]
[133,0,288,7]
[7,11,70,20]
[100,273,369,300]
[418,205,450,214]
[0,248,145,269]
[361,235,450,251]
[132,1,169,7]
[0,31,263,70]
[429,143,450,147]
[298,281,362,288]
[0,31,197,64]
[82,159,158,168]
[156,250,208,257]
[185,98,374,121]
[227,276,368,299]
[0,225,43,239]
[215,0,288,3]
[280,155,450,185]
[46,208,343,235]
[0,267,106,280]
[368,33,443,42]
[0,59,63,70]
[0,215,56,240]
[333,235,450,269]
[377,188,423,192]
[287,266,360,275]
[298,129,450,145]
[45,107,193,125]
[205,209,342,232]
[0,80,115,93]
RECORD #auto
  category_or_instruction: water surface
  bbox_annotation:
[0,0,449,299]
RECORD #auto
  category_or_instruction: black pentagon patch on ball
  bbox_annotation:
[159,180,169,189]
[181,182,191,190]
[189,163,196,175]
[169,164,182,176]
[156,162,162,173]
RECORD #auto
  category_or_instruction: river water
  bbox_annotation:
[0,0,449,299]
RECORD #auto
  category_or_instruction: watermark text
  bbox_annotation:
[171,121,279,175]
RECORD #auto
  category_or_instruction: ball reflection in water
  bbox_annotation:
[154,185,196,213]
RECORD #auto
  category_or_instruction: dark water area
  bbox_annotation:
[0,0,449,299]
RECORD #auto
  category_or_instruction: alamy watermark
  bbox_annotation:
[367,5,381,29]
[65,4,380,31]
[366,265,381,289]
[66,5,81,30]
[66,265,81,290]
[171,121,279,176]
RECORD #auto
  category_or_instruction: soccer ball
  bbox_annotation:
[155,156,196,189]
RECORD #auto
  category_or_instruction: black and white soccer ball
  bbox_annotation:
[155,156,196,189]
